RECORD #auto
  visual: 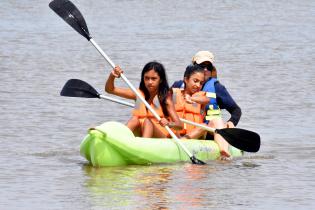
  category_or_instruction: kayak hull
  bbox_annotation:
[80,121,243,167]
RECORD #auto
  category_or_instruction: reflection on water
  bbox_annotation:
[134,167,172,209]
[83,165,134,208]
[82,162,263,209]
[171,164,217,209]
[81,155,291,209]
[82,164,221,209]
[82,164,173,209]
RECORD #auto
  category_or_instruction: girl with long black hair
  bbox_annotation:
[105,61,182,138]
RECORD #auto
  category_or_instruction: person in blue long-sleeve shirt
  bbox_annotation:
[172,51,242,159]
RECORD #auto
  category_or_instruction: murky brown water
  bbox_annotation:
[1,0,314,209]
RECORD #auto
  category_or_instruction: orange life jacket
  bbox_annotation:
[172,88,205,135]
[132,90,164,118]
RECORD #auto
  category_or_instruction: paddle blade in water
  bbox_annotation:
[216,128,261,152]
[190,156,206,165]
[49,0,91,40]
[60,79,100,98]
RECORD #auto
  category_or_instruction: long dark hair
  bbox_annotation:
[139,61,170,116]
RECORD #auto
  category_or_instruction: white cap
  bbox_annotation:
[192,51,215,64]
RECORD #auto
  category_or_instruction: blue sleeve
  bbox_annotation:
[215,82,242,126]
[171,80,184,88]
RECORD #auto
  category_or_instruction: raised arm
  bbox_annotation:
[105,66,136,100]
[189,92,209,105]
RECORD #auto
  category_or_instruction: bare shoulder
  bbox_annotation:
[165,91,174,104]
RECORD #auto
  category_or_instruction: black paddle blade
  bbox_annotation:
[190,156,206,165]
[60,79,100,98]
[216,128,261,153]
[49,0,91,40]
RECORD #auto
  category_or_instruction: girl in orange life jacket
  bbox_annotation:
[105,61,183,138]
[172,64,210,139]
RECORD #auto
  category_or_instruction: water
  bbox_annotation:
[1,0,314,209]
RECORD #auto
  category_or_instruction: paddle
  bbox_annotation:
[50,0,206,164]
[61,79,261,153]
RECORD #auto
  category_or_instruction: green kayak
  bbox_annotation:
[80,121,243,167]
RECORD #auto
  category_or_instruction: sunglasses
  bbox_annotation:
[198,63,213,71]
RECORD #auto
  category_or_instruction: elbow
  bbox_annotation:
[105,83,114,94]
[237,107,242,117]
[105,75,115,94]
[232,105,242,118]
[105,86,112,93]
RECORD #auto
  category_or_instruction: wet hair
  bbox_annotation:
[183,64,204,86]
[139,61,170,116]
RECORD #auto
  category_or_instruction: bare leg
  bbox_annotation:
[151,120,169,138]
[208,119,231,158]
[127,116,140,133]
[181,127,206,139]
[142,118,154,138]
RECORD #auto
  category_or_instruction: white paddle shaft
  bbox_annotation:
[99,94,216,134]
[89,38,195,158]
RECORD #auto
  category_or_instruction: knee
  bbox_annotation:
[127,116,140,128]
[143,118,153,128]
[209,119,224,129]
[207,121,215,128]
[131,116,139,122]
